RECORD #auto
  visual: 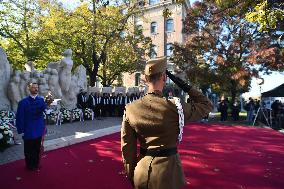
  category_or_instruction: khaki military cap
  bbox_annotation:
[145,57,167,76]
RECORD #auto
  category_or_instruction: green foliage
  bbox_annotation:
[0,0,47,69]
[213,0,284,32]
[245,1,284,32]
[0,0,151,86]
[173,0,283,102]
[40,0,151,86]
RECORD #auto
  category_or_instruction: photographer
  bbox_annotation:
[121,57,213,189]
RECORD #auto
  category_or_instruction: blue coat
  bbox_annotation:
[16,96,46,140]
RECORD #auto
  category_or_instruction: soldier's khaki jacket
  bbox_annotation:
[121,88,213,189]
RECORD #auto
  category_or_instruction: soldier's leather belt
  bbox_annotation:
[140,147,177,157]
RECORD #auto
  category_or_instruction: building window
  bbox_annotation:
[150,22,157,34]
[149,0,160,5]
[150,45,157,58]
[138,0,145,6]
[136,25,143,34]
[166,43,173,57]
[166,19,174,32]
[135,73,141,86]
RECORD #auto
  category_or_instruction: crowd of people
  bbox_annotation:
[271,99,284,118]
[218,96,284,126]
[218,97,241,122]
[218,97,257,122]
[76,90,145,118]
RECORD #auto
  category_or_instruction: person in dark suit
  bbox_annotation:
[109,92,117,116]
[77,89,88,109]
[123,93,130,110]
[231,101,240,121]
[121,57,213,188]
[88,92,96,112]
[116,93,124,117]
[218,98,228,121]
[101,93,109,117]
[94,92,102,118]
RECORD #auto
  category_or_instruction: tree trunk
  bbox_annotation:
[89,43,100,86]
[89,71,97,87]
[230,79,237,104]
[89,0,98,87]
[102,66,107,86]
[231,91,236,104]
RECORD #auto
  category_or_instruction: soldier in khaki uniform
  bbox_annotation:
[121,57,213,189]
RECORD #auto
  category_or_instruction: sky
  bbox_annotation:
[243,72,284,98]
[59,0,284,97]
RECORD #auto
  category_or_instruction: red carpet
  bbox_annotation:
[0,124,284,189]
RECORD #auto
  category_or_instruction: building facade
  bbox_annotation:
[123,0,190,88]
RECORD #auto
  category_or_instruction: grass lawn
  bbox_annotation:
[208,112,258,126]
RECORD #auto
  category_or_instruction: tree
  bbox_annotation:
[98,26,151,86]
[213,0,284,33]
[172,0,284,102]
[0,0,47,69]
[41,0,151,86]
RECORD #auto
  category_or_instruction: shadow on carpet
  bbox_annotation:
[0,123,283,189]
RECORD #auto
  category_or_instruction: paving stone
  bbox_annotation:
[0,117,122,165]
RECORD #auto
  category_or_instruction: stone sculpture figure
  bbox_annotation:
[48,69,62,98]
[43,68,51,81]
[61,75,79,109]
[1,48,88,111]
[74,65,87,91]
[32,70,41,80]
[7,74,21,111]
[0,47,11,110]
[38,77,50,97]
[24,61,35,72]
[47,61,60,70]
[19,71,31,98]
[58,49,73,93]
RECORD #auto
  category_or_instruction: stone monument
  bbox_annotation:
[1,48,88,111]
[24,61,35,72]
[0,48,11,110]
[19,71,31,98]
[48,69,62,98]
[61,75,80,109]
[7,73,21,111]
[58,49,73,93]
[74,65,87,91]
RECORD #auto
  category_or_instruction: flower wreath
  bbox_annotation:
[0,121,14,151]
[60,108,72,123]
[46,110,61,125]
[84,108,94,120]
[0,110,15,125]
[72,108,83,122]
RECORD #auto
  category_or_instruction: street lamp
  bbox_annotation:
[256,78,264,86]
[256,77,264,95]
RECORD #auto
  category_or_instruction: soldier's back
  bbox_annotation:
[125,93,180,149]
